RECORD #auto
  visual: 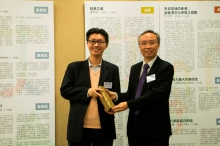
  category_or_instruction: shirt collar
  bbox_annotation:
[142,56,157,69]
[88,58,102,67]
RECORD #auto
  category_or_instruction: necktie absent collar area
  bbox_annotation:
[90,65,101,73]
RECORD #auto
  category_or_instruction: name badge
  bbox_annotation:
[147,74,156,83]
[104,82,112,89]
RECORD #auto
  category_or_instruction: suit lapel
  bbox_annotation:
[80,60,91,87]
[148,56,161,75]
[98,60,108,86]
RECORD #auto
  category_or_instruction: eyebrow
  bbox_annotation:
[89,39,105,41]
[141,40,156,42]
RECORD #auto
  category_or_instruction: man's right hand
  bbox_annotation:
[88,88,103,98]
[105,89,117,101]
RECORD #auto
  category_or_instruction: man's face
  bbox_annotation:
[87,33,108,57]
[138,33,160,62]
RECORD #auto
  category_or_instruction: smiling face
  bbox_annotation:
[138,32,160,62]
[87,33,108,58]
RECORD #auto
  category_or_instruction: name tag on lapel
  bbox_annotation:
[147,74,156,83]
[104,82,112,89]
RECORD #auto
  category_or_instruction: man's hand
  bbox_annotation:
[88,88,103,98]
[105,89,117,100]
[112,102,128,112]
[105,109,115,115]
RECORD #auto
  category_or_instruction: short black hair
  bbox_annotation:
[138,30,160,44]
[86,28,109,44]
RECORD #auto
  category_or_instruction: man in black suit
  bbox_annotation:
[60,28,121,146]
[108,30,174,146]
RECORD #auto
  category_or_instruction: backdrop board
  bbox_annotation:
[85,1,220,146]
[159,2,220,145]
[0,1,55,146]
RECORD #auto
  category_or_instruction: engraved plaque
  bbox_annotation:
[98,86,115,112]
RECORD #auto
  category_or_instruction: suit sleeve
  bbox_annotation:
[60,63,88,102]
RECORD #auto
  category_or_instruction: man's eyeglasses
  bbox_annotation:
[88,40,106,45]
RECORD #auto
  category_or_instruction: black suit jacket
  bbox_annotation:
[60,59,121,142]
[118,56,174,138]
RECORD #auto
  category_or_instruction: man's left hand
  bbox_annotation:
[112,102,128,112]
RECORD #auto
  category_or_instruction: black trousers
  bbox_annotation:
[68,128,113,146]
[127,115,170,146]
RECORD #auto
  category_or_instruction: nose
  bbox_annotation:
[145,43,151,48]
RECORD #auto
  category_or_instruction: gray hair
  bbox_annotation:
[137,30,160,45]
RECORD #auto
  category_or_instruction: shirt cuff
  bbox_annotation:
[87,90,90,97]
[113,93,118,102]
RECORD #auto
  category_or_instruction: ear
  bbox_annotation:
[105,43,108,49]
